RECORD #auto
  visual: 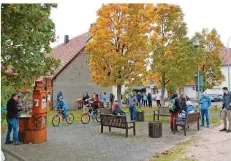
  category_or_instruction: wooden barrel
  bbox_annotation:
[18,116,32,131]
[148,121,162,138]
[136,111,144,122]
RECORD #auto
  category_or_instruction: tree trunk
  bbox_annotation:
[161,74,166,106]
[161,85,165,106]
[117,85,122,106]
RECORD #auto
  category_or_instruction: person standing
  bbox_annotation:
[99,91,104,107]
[136,92,142,107]
[220,87,231,133]
[180,93,187,112]
[109,92,115,108]
[141,93,144,106]
[5,94,22,145]
[128,92,138,121]
[199,92,211,128]
[143,93,148,107]
[169,92,182,132]
[148,93,152,108]
[156,91,161,107]
[102,92,108,108]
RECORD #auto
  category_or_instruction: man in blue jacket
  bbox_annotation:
[199,92,211,127]
[220,87,231,133]
[128,92,138,121]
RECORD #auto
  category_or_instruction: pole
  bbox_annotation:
[197,66,200,102]
[227,37,231,90]
[197,48,200,103]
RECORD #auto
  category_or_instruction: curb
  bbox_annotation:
[1,148,25,161]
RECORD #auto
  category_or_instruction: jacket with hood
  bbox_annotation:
[169,94,182,114]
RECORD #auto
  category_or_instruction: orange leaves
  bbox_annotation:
[86,3,150,87]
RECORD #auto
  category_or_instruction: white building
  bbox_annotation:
[113,49,231,100]
[184,48,231,98]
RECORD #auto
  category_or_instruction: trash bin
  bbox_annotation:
[148,121,162,138]
[136,111,144,122]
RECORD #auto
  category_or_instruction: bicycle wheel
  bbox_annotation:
[81,113,90,124]
[52,114,60,127]
[95,110,101,122]
[66,113,74,124]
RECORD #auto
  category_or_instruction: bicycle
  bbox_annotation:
[52,108,74,127]
[81,107,100,124]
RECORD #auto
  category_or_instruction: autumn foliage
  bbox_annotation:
[87,3,224,102]
[86,4,151,102]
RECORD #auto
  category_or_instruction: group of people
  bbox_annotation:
[135,91,162,108]
[169,91,213,132]
[169,87,231,133]
[136,92,152,108]
[82,91,115,108]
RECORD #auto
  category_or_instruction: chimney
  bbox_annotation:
[90,23,94,29]
[64,35,69,44]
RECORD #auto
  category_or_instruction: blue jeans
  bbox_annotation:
[6,118,19,143]
[129,107,136,121]
[201,108,209,126]
[63,110,67,120]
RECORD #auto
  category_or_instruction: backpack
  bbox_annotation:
[169,98,176,111]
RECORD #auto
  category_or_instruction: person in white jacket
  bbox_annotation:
[156,91,161,107]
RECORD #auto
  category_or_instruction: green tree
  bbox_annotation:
[1,4,60,89]
[193,29,224,89]
[148,4,204,103]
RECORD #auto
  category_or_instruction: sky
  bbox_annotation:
[49,0,231,47]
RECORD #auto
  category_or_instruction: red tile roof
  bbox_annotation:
[47,32,92,79]
[220,48,231,66]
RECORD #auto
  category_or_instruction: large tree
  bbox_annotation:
[193,29,224,89]
[86,4,151,104]
[1,4,60,90]
[148,4,204,104]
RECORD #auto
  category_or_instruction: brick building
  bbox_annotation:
[48,33,112,109]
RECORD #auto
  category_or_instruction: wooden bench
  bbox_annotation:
[174,112,200,136]
[100,114,136,137]
[153,106,170,121]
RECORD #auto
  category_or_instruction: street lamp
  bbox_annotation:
[193,37,200,102]
[227,37,231,90]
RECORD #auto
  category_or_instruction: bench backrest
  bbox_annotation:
[100,114,127,128]
[186,112,200,124]
[158,106,169,115]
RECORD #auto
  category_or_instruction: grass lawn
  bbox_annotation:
[152,136,200,161]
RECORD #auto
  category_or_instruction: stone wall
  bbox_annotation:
[52,50,112,109]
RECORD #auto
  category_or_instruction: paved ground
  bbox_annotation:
[182,124,231,161]
[1,121,199,161]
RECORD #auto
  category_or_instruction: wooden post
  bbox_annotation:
[133,122,136,136]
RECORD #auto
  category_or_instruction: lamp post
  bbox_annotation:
[193,37,200,102]
[227,37,231,90]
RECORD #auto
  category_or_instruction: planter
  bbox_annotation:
[136,111,144,122]
[148,121,162,138]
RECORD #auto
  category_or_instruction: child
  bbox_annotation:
[56,96,69,121]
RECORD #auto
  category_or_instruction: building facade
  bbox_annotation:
[49,33,112,109]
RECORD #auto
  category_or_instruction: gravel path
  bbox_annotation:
[183,124,231,161]
[1,121,199,161]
